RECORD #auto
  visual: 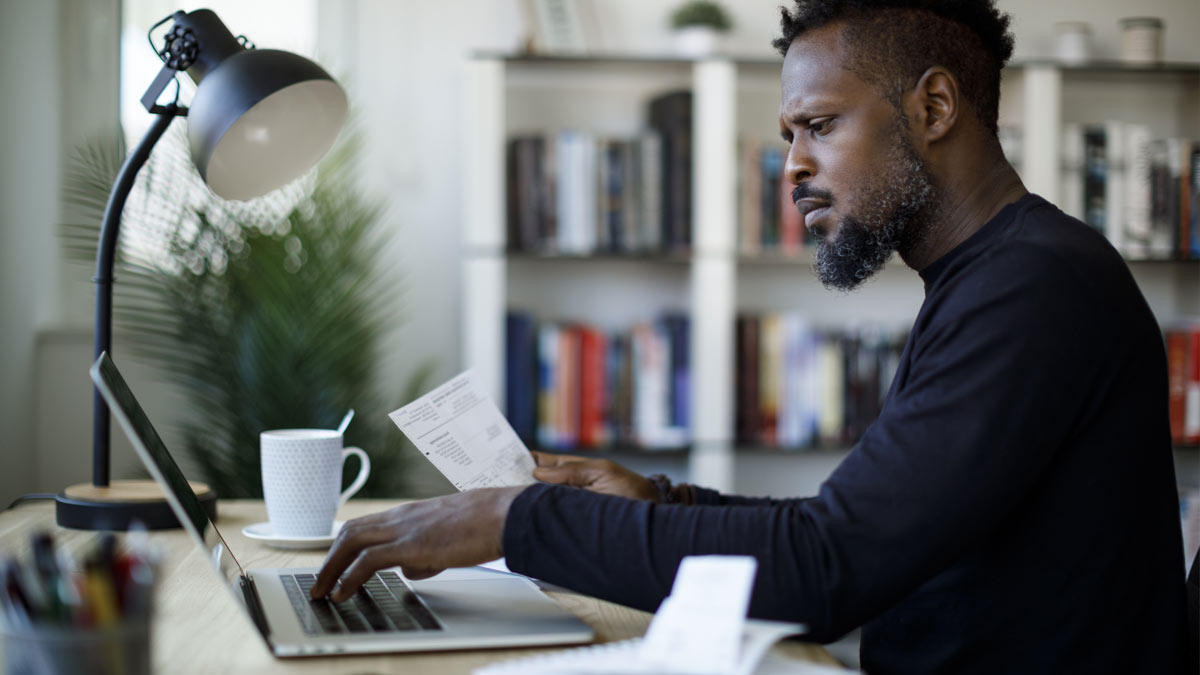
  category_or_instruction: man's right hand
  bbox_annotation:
[531,451,659,502]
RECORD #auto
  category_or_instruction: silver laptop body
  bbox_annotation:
[91,352,594,657]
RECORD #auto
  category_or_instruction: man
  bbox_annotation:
[312,1,1191,671]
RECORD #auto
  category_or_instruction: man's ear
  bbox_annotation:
[906,66,959,145]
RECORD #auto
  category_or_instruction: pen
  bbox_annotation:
[84,560,120,628]
[2,558,34,627]
[30,533,65,623]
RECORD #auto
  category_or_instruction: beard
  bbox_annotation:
[811,133,939,292]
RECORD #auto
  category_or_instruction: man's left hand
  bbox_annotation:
[310,486,527,602]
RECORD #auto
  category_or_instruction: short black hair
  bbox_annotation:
[773,1,1014,135]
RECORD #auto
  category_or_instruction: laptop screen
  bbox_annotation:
[90,352,246,589]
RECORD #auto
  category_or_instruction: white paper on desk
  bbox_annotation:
[388,370,536,491]
[639,556,757,674]
[472,620,814,675]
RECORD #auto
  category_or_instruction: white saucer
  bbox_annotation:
[242,521,344,550]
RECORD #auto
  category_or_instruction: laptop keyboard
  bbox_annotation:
[282,571,442,636]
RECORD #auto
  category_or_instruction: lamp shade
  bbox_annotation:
[188,48,348,200]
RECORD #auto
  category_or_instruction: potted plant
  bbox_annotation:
[61,128,438,499]
[670,1,733,57]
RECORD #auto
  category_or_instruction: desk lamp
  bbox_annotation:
[56,8,348,530]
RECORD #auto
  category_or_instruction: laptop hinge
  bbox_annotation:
[240,574,273,642]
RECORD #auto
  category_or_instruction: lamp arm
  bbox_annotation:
[92,105,182,487]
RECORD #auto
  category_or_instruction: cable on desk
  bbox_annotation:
[5,492,55,506]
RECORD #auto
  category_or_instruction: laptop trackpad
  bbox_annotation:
[412,578,577,630]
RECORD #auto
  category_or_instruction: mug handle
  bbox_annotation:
[339,447,371,507]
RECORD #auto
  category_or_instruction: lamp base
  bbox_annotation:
[56,479,217,530]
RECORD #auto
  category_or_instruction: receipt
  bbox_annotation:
[388,370,537,491]
[640,556,758,675]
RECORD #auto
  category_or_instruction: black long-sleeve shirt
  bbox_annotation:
[503,194,1190,673]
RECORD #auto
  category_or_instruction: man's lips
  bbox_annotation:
[794,199,831,233]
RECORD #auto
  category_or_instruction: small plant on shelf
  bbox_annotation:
[670,0,732,31]
[669,1,733,57]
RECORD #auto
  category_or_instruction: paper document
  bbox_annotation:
[474,555,832,675]
[640,556,758,674]
[388,370,536,491]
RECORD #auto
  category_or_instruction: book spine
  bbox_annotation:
[817,334,845,446]
[638,131,663,252]
[1191,143,1200,258]
[1103,121,1126,253]
[505,312,537,443]
[779,160,803,255]
[1060,123,1085,222]
[578,327,605,447]
[736,316,761,444]
[1187,327,1200,445]
[1149,140,1174,259]
[760,149,783,250]
[560,326,580,447]
[1082,126,1107,233]
[740,139,762,256]
[759,314,782,446]
[1124,124,1154,259]
[1167,329,1189,444]
[538,323,560,448]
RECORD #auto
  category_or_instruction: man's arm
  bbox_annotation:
[532,450,808,508]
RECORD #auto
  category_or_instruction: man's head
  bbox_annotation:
[775,0,1014,290]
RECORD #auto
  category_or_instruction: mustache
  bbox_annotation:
[792,184,834,205]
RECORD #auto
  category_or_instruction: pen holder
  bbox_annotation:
[0,618,151,675]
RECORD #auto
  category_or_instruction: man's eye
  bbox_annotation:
[810,118,834,136]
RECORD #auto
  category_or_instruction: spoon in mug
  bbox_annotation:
[337,409,355,436]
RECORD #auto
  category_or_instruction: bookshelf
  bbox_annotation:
[462,54,1200,496]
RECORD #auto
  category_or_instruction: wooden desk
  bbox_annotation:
[0,500,839,674]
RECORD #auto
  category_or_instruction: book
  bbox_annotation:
[736,316,761,444]
[578,326,607,447]
[538,323,561,448]
[1103,121,1126,253]
[1187,327,1200,445]
[649,91,693,253]
[1060,123,1085,222]
[1124,124,1154,258]
[740,138,763,256]
[758,315,783,446]
[1082,126,1107,234]
[637,131,663,252]
[1190,143,1200,258]
[505,312,539,443]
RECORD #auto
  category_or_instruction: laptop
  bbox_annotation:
[90,352,595,657]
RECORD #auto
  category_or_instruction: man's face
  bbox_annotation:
[778,24,939,291]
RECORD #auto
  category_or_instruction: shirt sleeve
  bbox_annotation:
[691,486,809,507]
[503,245,1107,641]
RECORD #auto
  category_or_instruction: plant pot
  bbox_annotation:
[673,26,724,57]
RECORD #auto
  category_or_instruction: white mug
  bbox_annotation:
[260,429,371,537]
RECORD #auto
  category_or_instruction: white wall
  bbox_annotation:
[3,0,1198,506]
[0,0,61,507]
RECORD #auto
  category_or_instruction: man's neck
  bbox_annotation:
[902,157,1028,272]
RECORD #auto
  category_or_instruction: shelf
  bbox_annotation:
[506,250,692,264]
[735,444,854,456]
[473,50,781,67]
[474,52,1199,75]
[1009,60,1200,75]
[1125,257,1200,265]
[530,445,691,458]
[738,251,815,266]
